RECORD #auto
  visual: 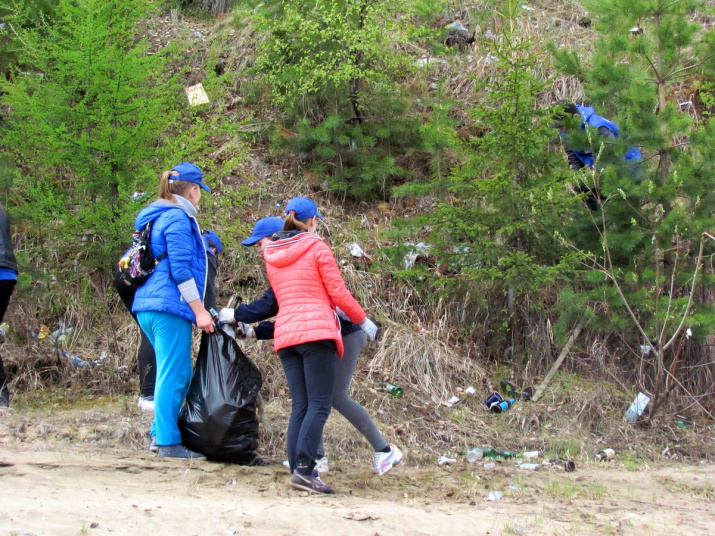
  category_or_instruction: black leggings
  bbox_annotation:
[0,279,16,391]
[115,282,156,397]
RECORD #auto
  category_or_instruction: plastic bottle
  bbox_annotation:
[523,450,542,459]
[61,350,88,369]
[519,463,540,471]
[466,448,484,463]
[379,382,404,398]
[595,448,615,461]
[483,462,496,470]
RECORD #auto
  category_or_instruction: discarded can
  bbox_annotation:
[466,448,484,463]
[595,448,615,461]
[519,463,540,471]
[379,382,404,398]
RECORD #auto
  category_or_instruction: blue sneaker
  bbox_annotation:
[157,444,205,460]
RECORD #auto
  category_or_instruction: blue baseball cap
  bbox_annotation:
[172,162,211,192]
[202,229,223,256]
[285,197,323,220]
[242,216,284,246]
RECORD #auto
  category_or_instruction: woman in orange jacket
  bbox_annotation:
[263,197,377,494]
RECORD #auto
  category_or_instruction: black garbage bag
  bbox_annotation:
[179,329,263,464]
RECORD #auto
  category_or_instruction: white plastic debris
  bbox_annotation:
[445,20,469,33]
[444,395,460,407]
[465,386,476,395]
[640,344,652,355]
[686,328,693,339]
[485,491,502,501]
[624,392,651,423]
[185,83,210,106]
[438,456,457,465]
[403,242,432,269]
[417,57,447,68]
[348,242,367,258]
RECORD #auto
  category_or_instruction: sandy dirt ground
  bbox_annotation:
[1,438,713,536]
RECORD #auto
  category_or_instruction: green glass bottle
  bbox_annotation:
[379,381,404,398]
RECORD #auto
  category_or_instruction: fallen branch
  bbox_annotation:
[531,312,590,402]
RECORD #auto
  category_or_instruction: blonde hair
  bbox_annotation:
[158,170,196,202]
[282,211,312,232]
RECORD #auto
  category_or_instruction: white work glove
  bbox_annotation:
[235,322,255,339]
[218,308,236,325]
[359,318,378,342]
[334,306,350,321]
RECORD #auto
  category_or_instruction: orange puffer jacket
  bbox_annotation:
[263,231,367,358]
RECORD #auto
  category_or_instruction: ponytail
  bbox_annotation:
[283,211,312,232]
[158,170,194,202]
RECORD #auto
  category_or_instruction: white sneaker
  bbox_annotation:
[138,395,154,413]
[374,445,403,476]
[283,457,329,473]
[314,456,329,474]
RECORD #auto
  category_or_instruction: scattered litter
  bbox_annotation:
[131,191,147,202]
[508,485,520,491]
[485,491,502,501]
[0,322,8,340]
[348,242,369,258]
[35,325,50,339]
[185,83,210,106]
[624,392,650,423]
[483,462,496,470]
[92,352,108,367]
[542,459,576,472]
[445,20,469,33]
[630,25,643,35]
[521,4,535,11]
[61,350,88,369]
[662,446,670,456]
[465,386,476,395]
[639,344,652,355]
[50,324,74,343]
[403,242,432,269]
[523,450,541,459]
[519,463,540,471]
[595,448,615,461]
[484,391,503,408]
[194,31,202,37]
[438,456,457,465]
[416,57,447,68]
[686,328,692,338]
[444,395,460,407]
[415,326,429,334]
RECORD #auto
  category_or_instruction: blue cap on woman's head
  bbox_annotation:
[285,197,323,220]
[202,229,223,256]
[172,162,211,192]
[242,216,284,246]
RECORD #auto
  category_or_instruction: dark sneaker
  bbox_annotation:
[290,469,335,494]
[157,444,205,460]
[147,436,158,453]
[0,387,9,409]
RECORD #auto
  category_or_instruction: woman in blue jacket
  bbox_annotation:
[132,162,214,459]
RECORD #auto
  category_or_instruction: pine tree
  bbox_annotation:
[423,1,579,357]
[0,0,181,276]
[252,0,440,199]
[553,0,715,411]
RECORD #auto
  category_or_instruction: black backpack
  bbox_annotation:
[113,220,167,292]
